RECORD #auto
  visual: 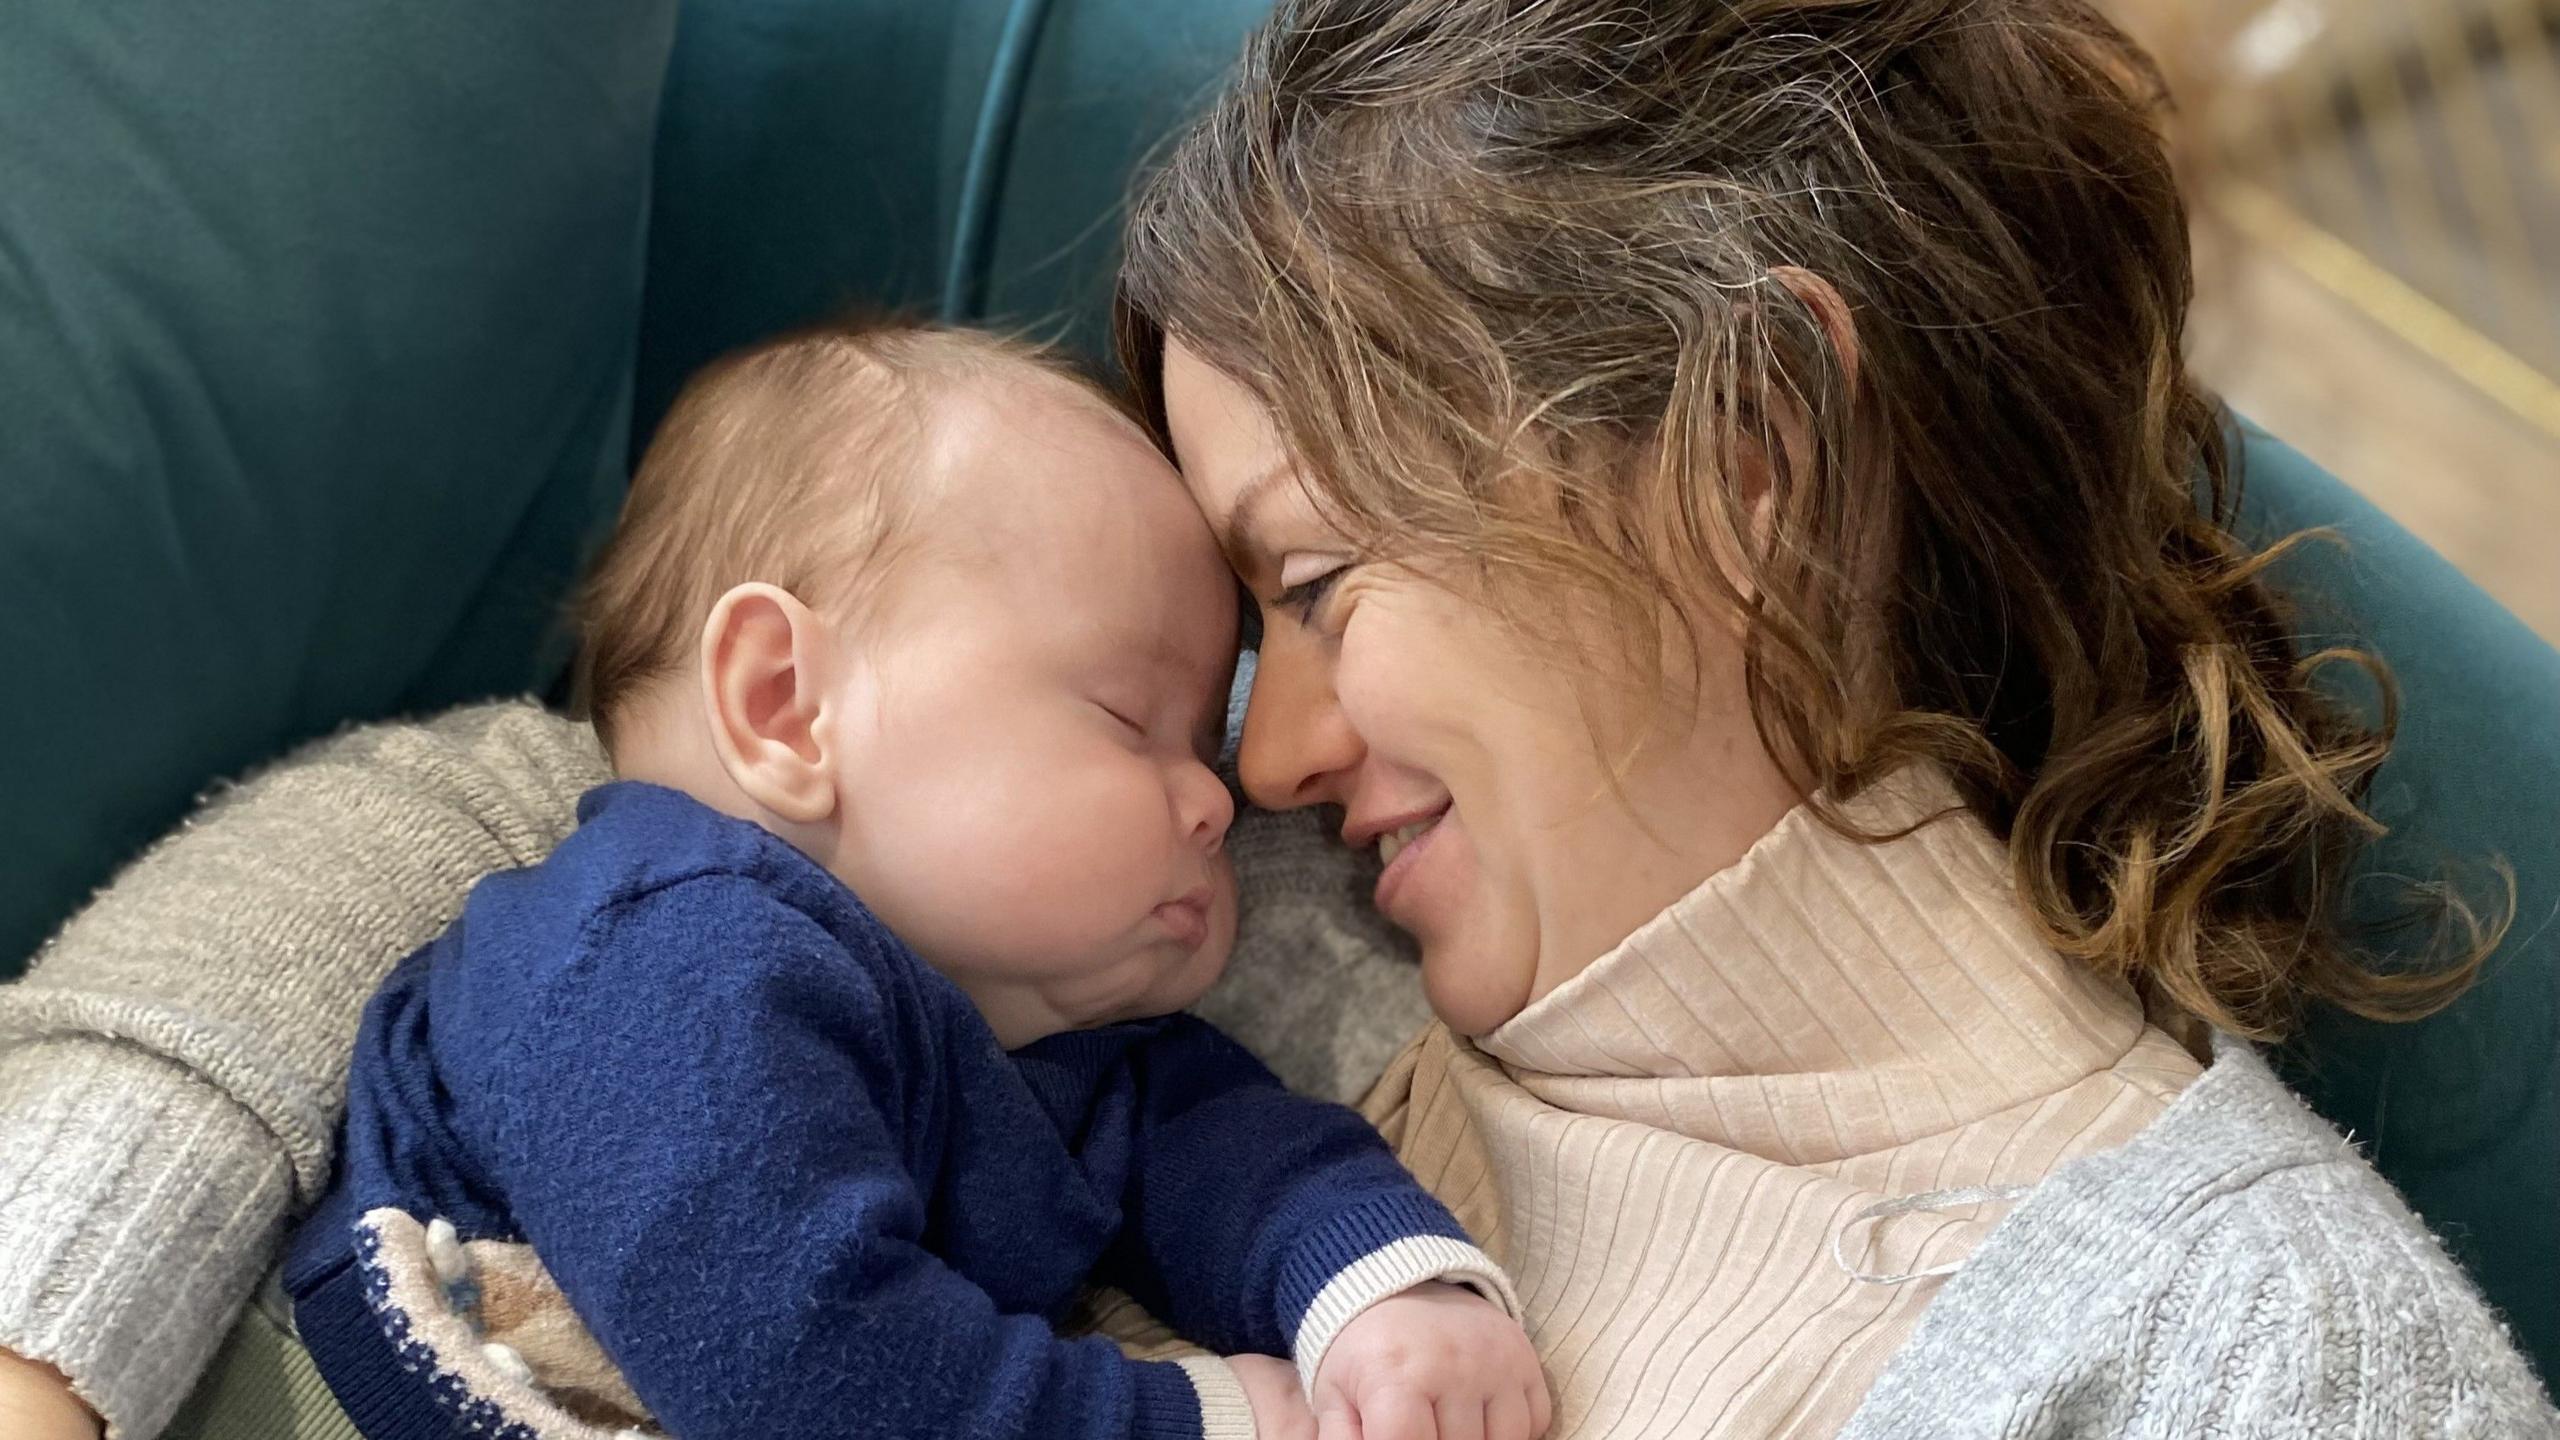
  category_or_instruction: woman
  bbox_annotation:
[1105,6,2547,1433]
[1,1,2552,1436]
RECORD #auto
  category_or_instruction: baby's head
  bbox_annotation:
[575,320,1240,1046]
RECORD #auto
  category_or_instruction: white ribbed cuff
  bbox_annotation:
[1175,1355,1256,1440]
[0,1038,294,1440]
[1290,1236,1519,1395]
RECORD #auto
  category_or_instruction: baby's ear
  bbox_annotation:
[697,582,839,825]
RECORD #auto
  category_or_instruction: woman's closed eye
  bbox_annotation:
[1273,557,1350,626]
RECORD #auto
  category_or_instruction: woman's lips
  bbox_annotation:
[1372,807,1450,921]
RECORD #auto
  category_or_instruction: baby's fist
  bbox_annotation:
[1228,1353,1316,1440]
[1311,1282,1549,1440]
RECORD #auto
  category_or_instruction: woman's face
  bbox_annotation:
[1163,342,1804,1035]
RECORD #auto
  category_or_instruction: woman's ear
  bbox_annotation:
[1730,267,1860,543]
[697,582,841,826]
[1769,265,1860,394]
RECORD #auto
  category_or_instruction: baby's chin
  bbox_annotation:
[1042,926,1238,1032]
[1141,929,1237,1019]
[1140,893,1240,1017]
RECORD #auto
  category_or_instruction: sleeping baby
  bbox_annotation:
[284,319,1545,1440]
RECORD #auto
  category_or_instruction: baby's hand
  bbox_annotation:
[1311,1281,1550,1440]
[1229,1352,1317,1440]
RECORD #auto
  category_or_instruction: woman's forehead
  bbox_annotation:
[1161,344,1283,473]
[1160,342,1301,558]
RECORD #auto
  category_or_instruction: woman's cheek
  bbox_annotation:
[1331,588,1447,749]
[1328,595,1399,729]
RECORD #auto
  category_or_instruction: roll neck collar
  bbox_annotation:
[1476,769,2179,1164]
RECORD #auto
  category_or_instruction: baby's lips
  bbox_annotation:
[1152,887,1214,950]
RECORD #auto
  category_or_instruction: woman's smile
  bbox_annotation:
[1357,801,1451,921]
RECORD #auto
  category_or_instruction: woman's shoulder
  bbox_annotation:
[2155,1045,2522,1330]
[2088,1044,2555,1429]
[1848,1041,2559,1437]
[293,698,605,803]
[2092,1040,2500,1277]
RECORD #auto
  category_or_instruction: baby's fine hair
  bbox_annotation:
[571,317,1115,757]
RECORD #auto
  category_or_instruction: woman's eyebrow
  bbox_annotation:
[1217,459,1297,571]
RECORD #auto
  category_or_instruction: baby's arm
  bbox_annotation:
[467,877,1244,1440]
[1104,1017,1539,1428]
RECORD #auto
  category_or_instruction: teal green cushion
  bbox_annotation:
[635,0,1269,428]
[964,1,1275,361]
[635,1,958,433]
[2242,424,2560,1382]
[0,0,677,968]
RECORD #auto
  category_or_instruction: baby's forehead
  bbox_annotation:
[891,367,1231,653]
[908,364,1181,526]
[923,353,1155,456]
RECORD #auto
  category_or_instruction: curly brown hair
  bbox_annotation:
[1117,0,2502,1040]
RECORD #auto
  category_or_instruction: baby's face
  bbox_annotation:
[808,378,1241,1047]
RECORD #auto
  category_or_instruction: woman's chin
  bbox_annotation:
[1418,935,1539,1038]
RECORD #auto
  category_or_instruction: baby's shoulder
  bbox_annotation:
[442,846,896,1039]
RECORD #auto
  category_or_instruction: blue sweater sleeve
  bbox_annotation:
[467,874,1203,1440]
[1101,1016,1483,1359]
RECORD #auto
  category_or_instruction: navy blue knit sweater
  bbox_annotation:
[287,782,1486,1440]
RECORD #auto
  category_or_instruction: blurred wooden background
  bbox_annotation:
[2115,0,2560,642]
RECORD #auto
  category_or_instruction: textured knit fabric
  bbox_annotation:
[0,707,601,1440]
[285,779,1497,1440]
[6,703,2555,1438]
[162,1278,360,1440]
[1093,1037,2560,1439]
[0,702,1426,1439]
[1842,1035,2559,1438]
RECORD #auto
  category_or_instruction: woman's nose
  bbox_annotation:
[1235,629,1364,812]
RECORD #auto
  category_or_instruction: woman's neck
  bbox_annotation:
[1514,724,1805,1027]
[1477,768,2186,1162]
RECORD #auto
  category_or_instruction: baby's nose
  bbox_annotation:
[1179,761,1236,850]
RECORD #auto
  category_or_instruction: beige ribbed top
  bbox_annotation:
[1358,771,2205,1438]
